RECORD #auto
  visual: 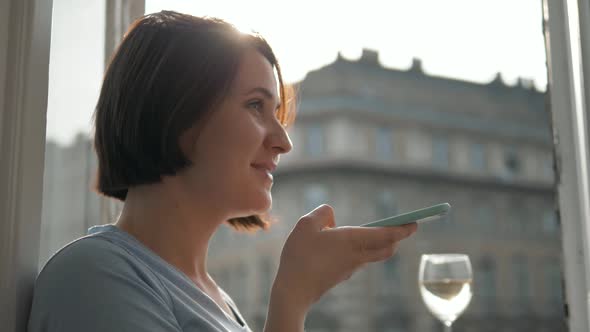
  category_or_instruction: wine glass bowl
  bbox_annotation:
[419,254,473,331]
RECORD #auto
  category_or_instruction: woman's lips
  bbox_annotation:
[251,165,274,182]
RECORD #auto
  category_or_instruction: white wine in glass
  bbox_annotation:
[419,254,473,332]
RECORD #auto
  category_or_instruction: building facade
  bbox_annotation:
[208,50,566,332]
[39,49,566,331]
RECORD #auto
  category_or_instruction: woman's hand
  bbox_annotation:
[264,204,417,332]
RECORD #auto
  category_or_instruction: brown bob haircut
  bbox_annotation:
[93,11,295,231]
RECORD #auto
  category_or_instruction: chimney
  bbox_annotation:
[489,72,506,87]
[359,49,380,66]
[409,57,423,73]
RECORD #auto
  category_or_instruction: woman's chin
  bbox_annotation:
[227,187,272,217]
[248,191,272,213]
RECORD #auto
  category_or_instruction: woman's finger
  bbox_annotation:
[372,243,400,262]
[341,223,416,253]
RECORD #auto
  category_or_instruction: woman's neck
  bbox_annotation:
[115,182,224,286]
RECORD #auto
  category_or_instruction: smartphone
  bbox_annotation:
[360,203,451,227]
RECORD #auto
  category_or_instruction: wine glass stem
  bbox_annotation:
[444,323,452,332]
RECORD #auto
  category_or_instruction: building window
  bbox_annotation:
[508,201,527,233]
[383,258,398,280]
[512,256,530,311]
[232,264,248,309]
[544,263,563,308]
[306,124,324,157]
[375,313,409,332]
[260,258,274,304]
[477,258,496,310]
[376,189,397,219]
[470,142,486,171]
[543,155,554,180]
[304,185,328,212]
[432,136,450,169]
[504,147,521,177]
[375,127,394,161]
[382,257,399,294]
[543,210,558,234]
[476,205,494,229]
[305,311,340,332]
[406,131,430,163]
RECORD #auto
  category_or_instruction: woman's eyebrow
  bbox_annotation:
[244,87,275,99]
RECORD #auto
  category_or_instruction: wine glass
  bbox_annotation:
[419,254,473,332]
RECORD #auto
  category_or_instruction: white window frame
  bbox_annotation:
[0,0,53,330]
[543,0,590,330]
[1,0,590,331]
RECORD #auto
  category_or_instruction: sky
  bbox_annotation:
[47,0,547,145]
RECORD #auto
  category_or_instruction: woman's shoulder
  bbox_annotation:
[29,235,180,332]
[36,233,169,295]
[38,235,132,281]
[40,224,158,278]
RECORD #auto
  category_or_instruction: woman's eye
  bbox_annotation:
[247,100,264,112]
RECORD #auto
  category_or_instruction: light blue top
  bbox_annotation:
[28,224,252,332]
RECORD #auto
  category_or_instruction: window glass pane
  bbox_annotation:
[543,155,555,181]
[470,142,486,171]
[39,0,112,269]
[376,127,394,160]
[476,258,496,312]
[306,124,324,157]
[259,257,274,304]
[508,201,527,234]
[38,1,564,331]
[383,257,399,293]
[304,185,328,212]
[432,136,449,170]
[504,147,521,179]
[543,210,558,234]
[544,262,563,309]
[476,204,494,229]
[376,189,397,219]
[512,256,531,312]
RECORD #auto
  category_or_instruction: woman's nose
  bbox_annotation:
[266,122,293,154]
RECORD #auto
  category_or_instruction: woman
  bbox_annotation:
[28,11,417,332]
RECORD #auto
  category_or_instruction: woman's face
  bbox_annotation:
[179,48,292,219]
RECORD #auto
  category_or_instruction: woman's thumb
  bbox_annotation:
[300,204,336,231]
